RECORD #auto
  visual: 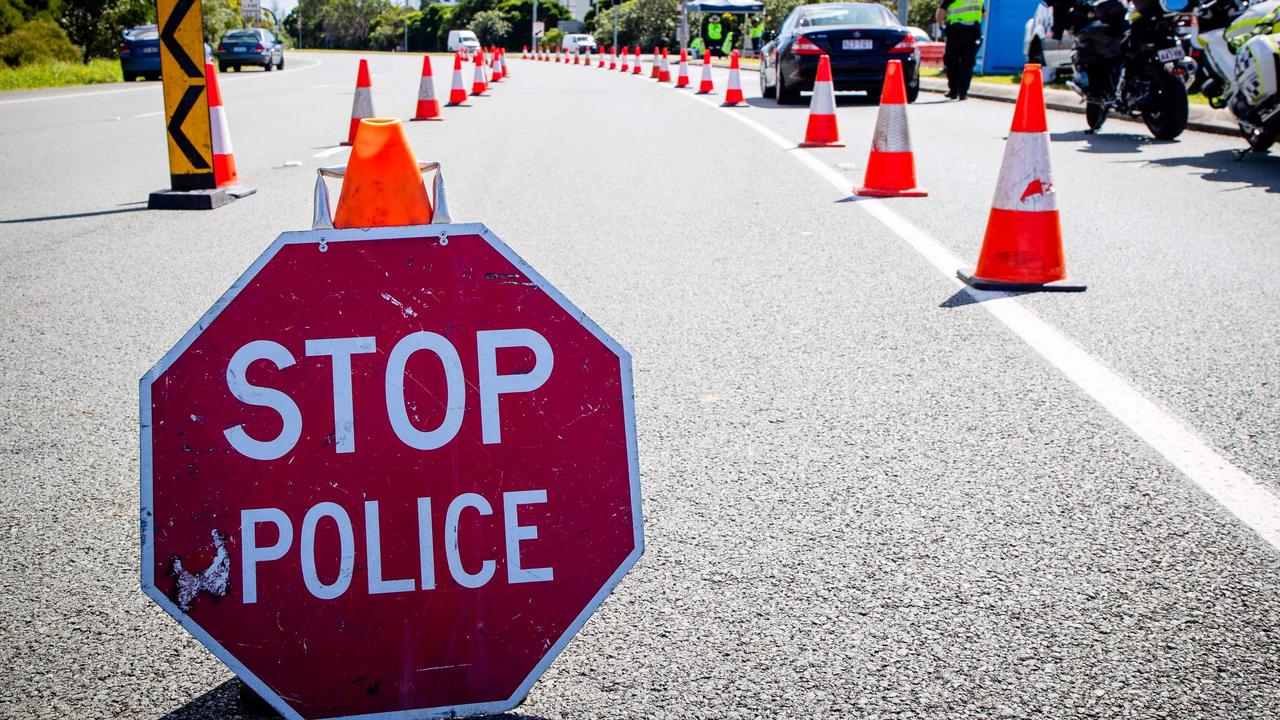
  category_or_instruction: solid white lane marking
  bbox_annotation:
[0,58,323,106]
[308,83,334,90]
[133,111,163,118]
[662,78,1280,552]
[312,146,348,158]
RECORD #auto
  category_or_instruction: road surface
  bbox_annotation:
[1,51,1278,719]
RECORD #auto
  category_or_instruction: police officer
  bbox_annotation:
[936,0,984,99]
[706,14,724,56]
[749,15,765,53]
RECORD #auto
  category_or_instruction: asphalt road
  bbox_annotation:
[1,51,1278,719]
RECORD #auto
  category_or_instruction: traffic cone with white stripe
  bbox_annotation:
[854,60,925,197]
[697,49,714,93]
[609,46,618,70]
[447,53,468,106]
[522,45,528,59]
[205,62,239,186]
[723,50,744,106]
[342,58,374,146]
[598,48,606,67]
[658,47,671,82]
[632,47,643,75]
[620,46,630,72]
[650,47,661,78]
[799,54,842,147]
[500,48,509,78]
[675,47,690,87]
[958,65,1084,291]
[491,49,502,82]
[410,55,444,121]
[472,51,488,95]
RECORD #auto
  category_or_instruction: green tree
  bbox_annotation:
[408,2,451,51]
[586,0,675,50]
[0,17,77,64]
[60,0,110,61]
[323,0,390,48]
[470,8,509,45]
[0,0,25,36]
[201,0,243,44]
[498,0,567,49]
[283,0,330,48]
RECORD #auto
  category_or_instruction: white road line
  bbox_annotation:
[663,79,1280,552]
[133,111,163,118]
[308,83,334,90]
[0,58,323,106]
[312,146,348,158]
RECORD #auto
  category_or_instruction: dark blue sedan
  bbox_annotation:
[215,28,284,72]
[119,25,214,81]
[760,2,921,104]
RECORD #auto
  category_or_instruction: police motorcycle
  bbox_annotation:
[1193,0,1280,152]
[1062,0,1199,138]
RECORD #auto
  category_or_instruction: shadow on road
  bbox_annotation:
[1142,149,1280,193]
[157,678,554,720]
[939,288,1027,307]
[745,93,877,110]
[1048,129,1165,153]
[0,205,147,224]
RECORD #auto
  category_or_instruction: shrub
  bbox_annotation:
[0,19,80,66]
[471,8,511,46]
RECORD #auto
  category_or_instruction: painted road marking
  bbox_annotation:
[0,58,323,106]
[663,78,1280,553]
[308,83,334,90]
[312,146,348,159]
[134,111,163,118]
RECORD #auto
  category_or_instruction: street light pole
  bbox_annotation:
[533,0,539,49]
[680,0,688,51]
[612,0,618,48]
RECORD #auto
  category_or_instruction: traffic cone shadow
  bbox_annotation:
[957,65,1085,292]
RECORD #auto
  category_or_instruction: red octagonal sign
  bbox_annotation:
[141,224,642,719]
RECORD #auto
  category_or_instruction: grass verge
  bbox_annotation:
[0,58,122,91]
[921,65,1210,105]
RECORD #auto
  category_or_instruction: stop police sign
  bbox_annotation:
[140,224,642,719]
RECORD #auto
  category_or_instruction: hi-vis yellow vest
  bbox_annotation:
[707,21,723,40]
[946,0,983,24]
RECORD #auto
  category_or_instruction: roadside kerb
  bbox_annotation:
[919,76,1237,137]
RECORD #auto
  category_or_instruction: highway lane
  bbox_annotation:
[1,51,1278,719]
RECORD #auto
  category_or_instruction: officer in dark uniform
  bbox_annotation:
[936,0,984,99]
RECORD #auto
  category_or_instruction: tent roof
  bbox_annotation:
[686,0,765,13]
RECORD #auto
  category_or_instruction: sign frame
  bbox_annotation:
[139,223,644,720]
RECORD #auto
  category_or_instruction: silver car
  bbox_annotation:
[1024,1,1075,79]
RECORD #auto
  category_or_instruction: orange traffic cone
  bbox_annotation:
[620,46,630,73]
[697,49,714,93]
[333,119,432,229]
[723,50,744,106]
[799,54,842,147]
[447,53,468,106]
[632,47,643,75]
[650,47,661,78]
[855,60,925,197]
[555,48,562,63]
[675,48,690,87]
[410,55,443,121]
[205,62,238,186]
[472,52,488,95]
[491,49,502,81]
[958,65,1084,292]
[342,58,374,146]
[658,48,671,82]
[609,46,618,70]
[500,48,509,79]
[573,49,581,65]
[598,48,606,68]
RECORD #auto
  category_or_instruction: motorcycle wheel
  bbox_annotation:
[1242,125,1277,154]
[1142,72,1189,141]
[1086,101,1107,131]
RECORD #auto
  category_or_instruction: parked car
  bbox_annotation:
[119,25,213,81]
[447,29,481,54]
[760,2,921,104]
[215,28,284,72]
[1024,0,1075,78]
[561,33,599,54]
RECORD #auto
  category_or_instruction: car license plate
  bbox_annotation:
[843,39,874,50]
[1156,46,1185,62]
[234,47,248,52]
[142,47,157,54]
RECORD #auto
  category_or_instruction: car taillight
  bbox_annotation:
[119,43,128,54]
[888,33,916,54]
[218,44,226,52]
[255,44,265,52]
[791,35,823,55]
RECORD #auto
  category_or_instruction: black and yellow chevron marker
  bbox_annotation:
[157,0,214,190]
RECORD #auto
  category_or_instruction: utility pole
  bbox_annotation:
[612,0,618,48]
[532,0,538,49]
[679,0,688,50]
[897,0,908,25]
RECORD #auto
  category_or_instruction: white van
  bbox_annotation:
[447,30,481,54]
[561,33,598,53]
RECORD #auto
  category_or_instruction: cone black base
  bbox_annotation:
[148,186,256,210]
[956,270,1086,293]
